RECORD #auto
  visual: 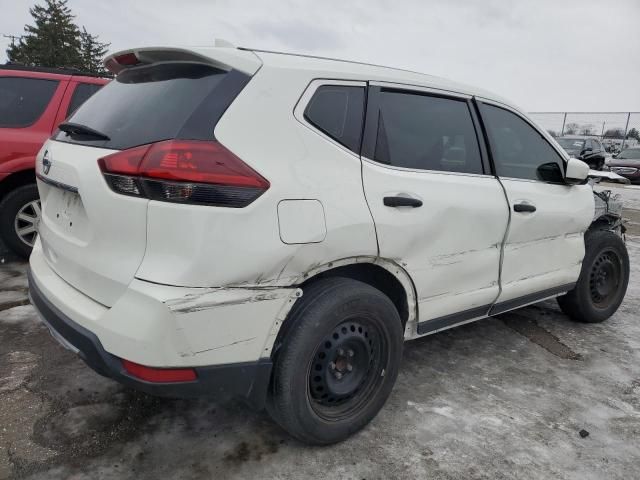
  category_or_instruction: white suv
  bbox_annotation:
[29,45,629,445]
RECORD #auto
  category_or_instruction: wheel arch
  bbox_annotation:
[0,168,36,200]
[268,256,418,361]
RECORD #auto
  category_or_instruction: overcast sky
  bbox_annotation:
[1,0,639,112]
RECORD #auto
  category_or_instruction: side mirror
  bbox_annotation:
[565,158,589,184]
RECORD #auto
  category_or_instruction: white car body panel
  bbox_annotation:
[35,141,148,306]
[497,180,594,302]
[30,240,299,367]
[135,65,377,288]
[30,45,599,374]
[361,160,508,322]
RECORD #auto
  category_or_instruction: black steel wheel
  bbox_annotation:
[589,249,622,308]
[558,229,629,323]
[266,277,403,445]
[309,319,385,419]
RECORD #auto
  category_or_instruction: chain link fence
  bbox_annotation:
[529,112,640,151]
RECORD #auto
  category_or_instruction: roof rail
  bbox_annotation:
[238,46,428,78]
[0,63,107,78]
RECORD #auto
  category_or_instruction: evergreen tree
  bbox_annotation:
[6,0,110,75]
[79,27,110,76]
[626,128,640,142]
[7,0,82,69]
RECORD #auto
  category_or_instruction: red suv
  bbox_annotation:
[0,65,108,257]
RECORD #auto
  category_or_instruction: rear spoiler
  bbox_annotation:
[104,46,262,76]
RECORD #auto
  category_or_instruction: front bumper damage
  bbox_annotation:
[592,189,625,238]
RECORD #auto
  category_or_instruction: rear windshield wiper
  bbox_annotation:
[58,122,110,141]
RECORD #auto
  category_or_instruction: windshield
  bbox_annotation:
[54,63,246,150]
[617,149,640,160]
[557,138,585,150]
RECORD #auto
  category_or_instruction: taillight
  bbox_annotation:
[114,52,140,66]
[122,359,197,383]
[98,140,269,207]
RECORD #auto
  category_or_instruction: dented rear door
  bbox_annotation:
[361,84,509,331]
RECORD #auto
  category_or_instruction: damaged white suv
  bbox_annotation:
[29,45,629,445]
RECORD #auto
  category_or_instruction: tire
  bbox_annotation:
[266,277,403,445]
[0,184,41,259]
[557,229,629,323]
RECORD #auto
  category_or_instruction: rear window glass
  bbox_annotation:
[67,82,103,117]
[304,85,365,154]
[55,63,244,150]
[0,77,59,128]
[373,90,483,174]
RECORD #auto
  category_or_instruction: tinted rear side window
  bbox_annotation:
[304,85,365,154]
[372,90,483,174]
[67,82,103,117]
[0,77,59,128]
[55,63,249,150]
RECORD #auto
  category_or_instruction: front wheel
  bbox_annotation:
[557,229,629,323]
[266,277,403,445]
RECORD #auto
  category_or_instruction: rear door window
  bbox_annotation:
[55,63,249,149]
[0,77,59,128]
[304,85,365,154]
[66,82,103,117]
[371,89,483,174]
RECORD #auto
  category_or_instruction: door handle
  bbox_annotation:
[513,203,536,213]
[383,196,423,208]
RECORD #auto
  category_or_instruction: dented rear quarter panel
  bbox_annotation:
[134,62,378,289]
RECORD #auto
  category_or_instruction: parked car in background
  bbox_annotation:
[0,64,107,257]
[29,45,629,445]
[556,136,607,170]
[608,147,640,183]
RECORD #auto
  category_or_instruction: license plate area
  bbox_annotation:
[43,188,90,242]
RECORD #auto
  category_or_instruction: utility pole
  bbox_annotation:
[2,33,23,47]
[621,112,631,150]
[560,112,567,136]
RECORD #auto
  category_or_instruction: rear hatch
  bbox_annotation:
[37,50,258,306]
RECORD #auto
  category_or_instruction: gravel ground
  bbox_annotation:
[1,183,639,480]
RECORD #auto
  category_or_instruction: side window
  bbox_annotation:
[304,85,365,154]
[372,90,483,174]
[592,140,601,152]
[585,139,593,151]
[67,82,103,117]
[479,103,565,182]
[0,77,59,128]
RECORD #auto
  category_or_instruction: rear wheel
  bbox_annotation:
[0,184,40,258]
[557,229,629,323]
[267,277,403,445]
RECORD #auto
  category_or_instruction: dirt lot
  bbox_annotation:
[1,184,639,480]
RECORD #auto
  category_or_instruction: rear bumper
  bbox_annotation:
[28,268,273,409]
